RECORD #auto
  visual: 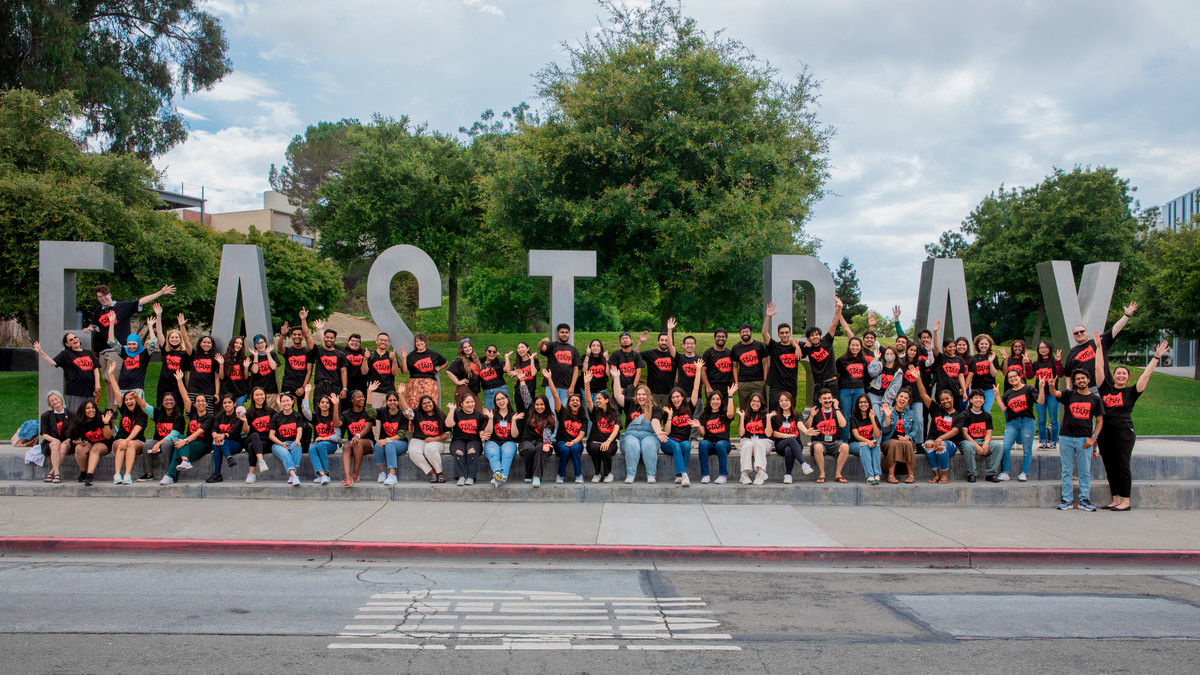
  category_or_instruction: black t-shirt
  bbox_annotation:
[1002,387,1037,422]
[511,356,540,392]
[116,348,154,391]
[250,353,279,394]
[1098,382,1142,430]
[698,408,732,442]
[152,406,185,440]
[624,402,662,430]
[477,358,506,391]
[406,349,446,380]
[674,352,702,393]
[115,407,148,441]
[730,340,768,383]
[849,413,878,442]
[541,341,580,389]
[582,353,609,393]
[556,407,588,442]
[281,345,312,391]
[934,354,966,399]
[72,414,109,444]
[377,407,409,440]
[608,350,644,390]
[702,347,734,388]
[588,407,621,442]
[311,409,338,440]
[968,353,998,390]
[448,358,481,393]
[450,408,485,443]
[344,347,368,394]
[999,356,1028,393]
[222,357,249,399]
[489,409,517,443]
[1057,390,1102,438]
[809,407,842,442]
[365,351,397,394]
[340,407,376,441]
[765,339,800,391]
[664,405,695,441]
[40,409,71,442]
[158,348,192,389]
[742,409,769,439]
[801,334,836,383]
[519,412,553,443]
[91,300,139,353]
[929,408,959,439]
[641,348,677,394]
[310,346,347,386]
[773,411,803,440]
[245,405,275,437]
[1031,358,1061,389]
[214,410,244,444]
[53,348,97,397]
[270,409,306,443]
[187,350,218,397]
[873,364,903,396]
[1065,330,1115,388]
[835,355,868,389]
[186,408,214,443]
[956,408,993,442]
[411,408,446,440]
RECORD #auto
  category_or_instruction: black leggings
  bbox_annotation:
[587,440,617,477]
[244,431,264,462]
[774,436,804,474]
[518,440,549,480]
[450,439,482,480]
[1098,425,1135,498]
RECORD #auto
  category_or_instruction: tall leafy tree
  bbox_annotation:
[1137,218,1200,379]
[268,118,363,235]
[833,256,867,319]
[482,0,830,329]
[0,0,231,158]
[310,117,481,339]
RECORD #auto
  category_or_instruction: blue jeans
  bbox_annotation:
[1059,435,1091,503]
[923,439,957,471]
[908,401,925,446]
[271,442,302,472]
[545,386,572,408]
[482,386,506,411]
[1004,416,1036,474]
[621,428,659,479]
[848,441,882,478]
[309,440,338,474]
[980,387,995,414]
[555,441,583,478]
[838,387,865,441]
[234,395,247,408]
[212,438,243,473]
[661,437,691,476]
[697,439,730,477]
[1036,396,1060,443]
[484,440,517,479]
[374,439,408,470]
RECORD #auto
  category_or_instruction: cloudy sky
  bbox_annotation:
[157,0,1200,317]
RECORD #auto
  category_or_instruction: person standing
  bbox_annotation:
[276,310,314,402]
[88,283,175,407]
[762,302,803,406]
[365,332,404,411]
[674,334,703,397]
[1095,336,1168,511]
[607,332,644,402]
[538,324,580,405]
[580,339,609,405]
[32,333,100,413]
[218,336,249,407]
[505,342,539,415]
[247,334,279,408]
[446,338,482,407]
[1043,366,1104,512]
[406,333,447,410]
[477,344,508,411]
[996,369,1042,482]
[1064,302,1138,391]
[1031,340,1064,449]
[343,334,369,397]
[964,334,1001,412]
[800,298,844,409]
[152,304,192,407]
[834,337,869,441]
[730,322,769,412]
[996,340,1034,393]
[105,311,158,401]
[307,319,348,403]
[700,328,734,401]
[636,318,679,408]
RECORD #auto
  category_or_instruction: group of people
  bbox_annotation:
[30,285,1164,511]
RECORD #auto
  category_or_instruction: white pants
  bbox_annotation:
[408,438,444,474]
[739,438,771,473]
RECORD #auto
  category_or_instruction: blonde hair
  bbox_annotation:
[633,384,655,419]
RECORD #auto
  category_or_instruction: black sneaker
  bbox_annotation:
[83,473,93,486]
[136,472,154,481]
[966,475,977,483]
[985,474,1001,483]
[76,472,86,483]
[227,457,237,468]
[205,473,223,483]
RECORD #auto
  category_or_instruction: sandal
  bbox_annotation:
[815,477,826,484]
[835,476,848,483]
[342,478,354,487]
[887,476,899,483]
[905,475,916,483]
[51,473,61,484]
[44,473,55,483]
[428,472,438,484]
[436,472,446,483]
[937,477,949,484]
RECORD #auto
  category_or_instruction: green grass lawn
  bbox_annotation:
[3,334,1198,437]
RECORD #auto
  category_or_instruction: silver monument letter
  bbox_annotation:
[366,245,442,352]
[763,255,836,407]
[528,250,597,337]
[38,241,114,409]
[211,245,274,352]
[1036,260,1120,349]
[915,258,973,340]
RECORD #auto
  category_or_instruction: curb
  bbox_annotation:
[2,537,1199,566]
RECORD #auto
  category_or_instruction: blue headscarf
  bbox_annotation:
[123,333,145,357]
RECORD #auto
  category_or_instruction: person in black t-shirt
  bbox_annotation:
[964,334,1001,413]
[406,332,448,410]
[33,333,100,413]
[582,374,622,483]
[344,333,369,397]
[730,322,769,413]
[67,400,114,486]
[607,333,644,401]
[701,328,733,401]
[933,339,967,408]
[1064,302,1138,391]
[762,302,803,406]
[247,334,279,405]
[801,297,845,409]
[505,341,539,414]
[674,334,703,395]
[307,318,348,403]
[635,317,679,406]
[218,335,250,407]
[697,384,736,483]
[538,324,581,404]
[365,332,404,409]
[1094,335,1167,511]
[477,343,509,410]
[105,311,158,399]
[1043,366,1104,511]
[995,368,1042,482]
[580,339,609,403]
[87,283,175,407]
[39,391,72,483]
[276,309,315,401]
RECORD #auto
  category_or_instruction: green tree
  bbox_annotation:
[268,118,362,235]
[0,1,231,158]
[310,117,481,340]
[1137,218,1200,379]
[482,0,829,329]
[926,167,1149,342]
[833,256,867,319]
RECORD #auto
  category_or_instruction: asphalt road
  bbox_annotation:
[2,554,1199,673]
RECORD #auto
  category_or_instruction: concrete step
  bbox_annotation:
[2,478,1197,509]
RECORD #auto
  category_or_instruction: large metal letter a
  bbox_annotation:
[211,245,274,352]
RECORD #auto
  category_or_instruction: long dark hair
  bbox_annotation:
[120,391,148,429]
[842,336,866,363]
[851,394,873,422]
[527,394,555,431]
[224,335,246,367]
[416,395,446,424]
[666,386,693,416]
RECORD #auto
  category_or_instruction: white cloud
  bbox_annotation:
[463,0,504,18]
[155,126,291,213]
[176,106,208,121]
[193,71,277,102]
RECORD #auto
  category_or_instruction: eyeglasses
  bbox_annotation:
[1073,329,1087,335]
[460,338,471,344]
[486,350,497,354]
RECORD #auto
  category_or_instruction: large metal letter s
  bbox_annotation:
[366,245,442,352]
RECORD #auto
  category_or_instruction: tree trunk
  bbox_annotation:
[1194,335,1199,381]
[447,259,458,341]
[1032,305,1045,345]
[22,310,39,346]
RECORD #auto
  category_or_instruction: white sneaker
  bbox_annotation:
[288,474,300,486]
[177,459,192,471]
[800,462,814,475]
[314,475,324,484]
[574,476,583,484]
[740,472,752,485]
[122,473,132,485]
[1017,472,1027,482]
[591,475,601,483]
[383,474,397,486]
[998,472,1010,481]
[603,474,614,483]
[113,474,122,484]
[624,476,635,484]
[257,459,269,473]
[715,475,727,484]
[700,475,711,484]
[320,474,331,485]
[753,469,767,485]
[647,476,656,484]
[159,475,175,485]
[675,475,683,484]
[783,474,793,484]
[555,476,564,484]
[456,477,466,486]
[680,473,690,487]
[377,472,387,483]
[465,478,475,486]
[493,470,505,483]
[533,476,541,488]
[245,473,257,484]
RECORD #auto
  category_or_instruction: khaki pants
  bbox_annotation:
[408,439,444,475]
[739,437,771,473]
[738,380,767,411]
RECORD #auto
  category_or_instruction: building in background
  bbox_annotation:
[175,190,314,249]
[1161,185,1198,368]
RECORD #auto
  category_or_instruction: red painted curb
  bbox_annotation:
[3,537,1200,566]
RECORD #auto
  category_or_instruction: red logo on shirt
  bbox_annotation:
[941,362,961,377]
[1069,402,1093,420]
[896,418,906,434]
[881,373,895,389]
[904,369,918,382]
[193,358,212,374]
[815,417,837,435]
[744,418,764,435]
[618,361,636,378]
[653,356,673,372]
[934,416,954,433]
[414,357,434,373]
[564,419,583,437]
[155,422,173,438]
[166,354,183,371]
[738,351,759,367]
[251,415,270,433]
[73,355,94,371]
[348,418,369,436]
[316,421,334,437]
[589,363,607,379]
[383,421,400,437]
[84,427,104,443]
[967,422,986,439]
[480,366,498,381]
[857,424,874,440]
[257,359,272,375]
[846,363,864,379]
[714,357,732,373]
[555,350,573,365]
[671,413,691,429]
[808,348,829,363]
[277,422,298,440]
[188,419,201,434]
[229,364,244,381]
[495,420,511,439]
[99,313,113,327]
[975,360,991,376]
[1035,367,1053,380]
[777,419,799,437]
[1103,392,1124,409]
[320,355,338,371]
[705,417,727,434]
[121,416,134,432]
[682,361,698,377]
[218,422,233,434]
[124,356,139,371]
[595,417,614,435]
[346,353,363,368]
[1076,345,1096,362]
[288,354,307,370]
[1008,396,1029,413]
[419,420,441,436]
[372,358,392,375]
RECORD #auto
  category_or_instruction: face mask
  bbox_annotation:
[884,354,895,364]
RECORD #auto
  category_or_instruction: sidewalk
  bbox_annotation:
[2,496,1198,565]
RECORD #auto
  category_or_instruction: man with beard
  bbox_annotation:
[763,301,804,408]
[275,308,314,401]
[538,324,581,404]
[1065,302,1137,392]
[306,318,348,402]
[635,317,678,407]
[731,322,769,411]
[607,331,644,403]
[701,328,734,402]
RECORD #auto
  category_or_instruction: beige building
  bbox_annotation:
[177,190,314,248]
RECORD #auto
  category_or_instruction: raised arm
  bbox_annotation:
[762,302,776,344]
[31,342,58,367]
[1137,340,1168,392]
[138,284,176,308]
[175,370,191,413]
[666,317,677,358]
[299,308,314,349]
[542,369,562,411]
[1110,302,1137,338]
[1093,330,1106,388]
[829,297,845,337]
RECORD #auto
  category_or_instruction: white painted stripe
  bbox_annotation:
[328,643,446,650]
[499,608,609,614]
[353,615,460,620]
[499,603,608,608]
[626,645,741,651]
[669,634,734,640]
[455,644,620,651]
[463,615,612,622]
[602,597,703,602]
[457,625,617,632]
